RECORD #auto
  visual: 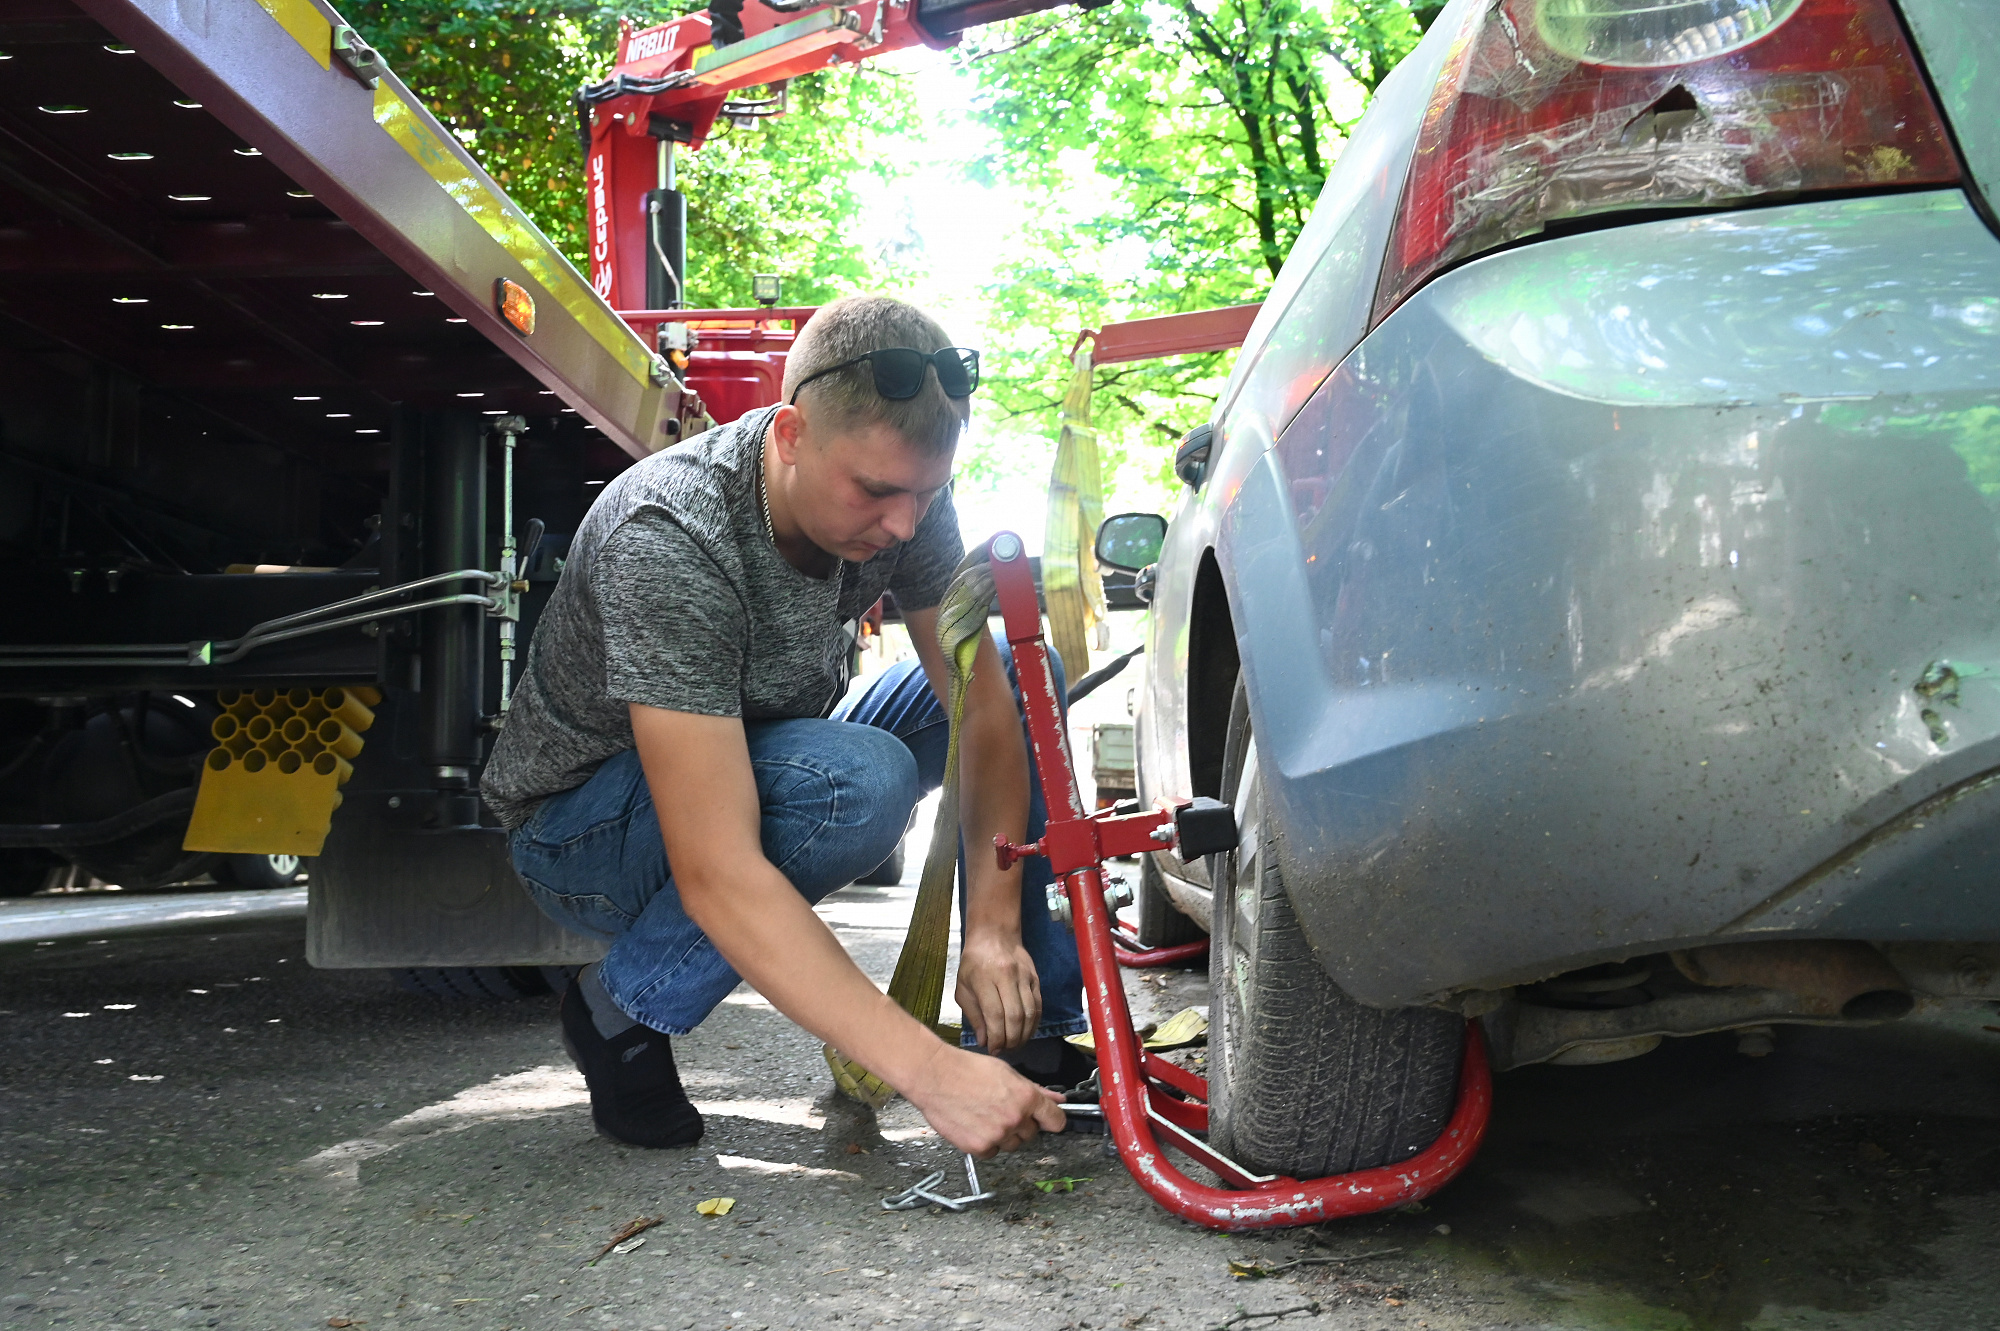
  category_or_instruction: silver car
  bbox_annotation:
[1107,0,2000,1181]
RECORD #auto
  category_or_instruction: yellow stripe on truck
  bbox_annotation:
[251,0,332,67]
[371,84,656,387]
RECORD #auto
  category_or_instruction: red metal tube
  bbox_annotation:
[1109,918,1211,969]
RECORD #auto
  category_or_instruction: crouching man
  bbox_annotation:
[480,295,1084,1156]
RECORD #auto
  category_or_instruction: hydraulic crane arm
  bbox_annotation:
[580,0,1095,312]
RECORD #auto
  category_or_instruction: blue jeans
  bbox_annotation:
[508,641,1085,1042]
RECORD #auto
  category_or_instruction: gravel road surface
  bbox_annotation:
[3,879,1998,1331]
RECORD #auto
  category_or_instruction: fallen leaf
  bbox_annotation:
[1385,1298,1405,1306]
[1032,1176,1093,1194]
[845,1142,868,1155]
[1068,1006,1207,1053]
[1227,1260,1269,1280]
[696,1196,736,1216]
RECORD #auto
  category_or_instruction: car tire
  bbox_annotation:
[390,967,553,1001]
[855,838,906,887]
[1135,852,1204,947]
[218,853,309,890]
[1208,676,1463,1178]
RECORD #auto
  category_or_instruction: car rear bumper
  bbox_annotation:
[1226,190,2000,1007]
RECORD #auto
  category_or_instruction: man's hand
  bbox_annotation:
[903,1043,1067,1156]
[955,930,1041,1053]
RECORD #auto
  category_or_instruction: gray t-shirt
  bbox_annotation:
[481,405,963,829]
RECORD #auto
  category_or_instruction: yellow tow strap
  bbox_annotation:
[1041,344,1107,680]
[823,550,997,1108]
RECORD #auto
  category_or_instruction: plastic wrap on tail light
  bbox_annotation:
[1372,0,1961,323]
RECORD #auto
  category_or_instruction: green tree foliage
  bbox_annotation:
[960,0,1440,499]
[345,1,914,308]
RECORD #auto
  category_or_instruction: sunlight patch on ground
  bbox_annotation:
[693,1098,826,1129]
[299,1065,587,1187]
[716,1153,858,1181]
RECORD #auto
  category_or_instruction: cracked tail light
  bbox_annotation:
[1372,0,1961,322]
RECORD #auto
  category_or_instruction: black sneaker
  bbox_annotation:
[995,1034,1098,1094]
[559,979,704,1149]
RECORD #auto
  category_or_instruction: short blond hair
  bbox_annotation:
[783,295,969,454]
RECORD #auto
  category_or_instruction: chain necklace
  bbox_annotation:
[758,430,777,548]
[759,425,842,580]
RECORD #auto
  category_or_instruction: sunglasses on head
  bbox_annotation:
[788,346,980,406]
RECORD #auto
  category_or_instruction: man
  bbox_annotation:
[482,295,1082,1157]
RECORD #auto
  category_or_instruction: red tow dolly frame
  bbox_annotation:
[984,532,1493,1231]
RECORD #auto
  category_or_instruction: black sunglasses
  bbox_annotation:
[788,346,980,406]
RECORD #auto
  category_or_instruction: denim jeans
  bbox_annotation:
[508,641,1085,1042]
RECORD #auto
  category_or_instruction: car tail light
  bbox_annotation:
[1372,0,1961,322]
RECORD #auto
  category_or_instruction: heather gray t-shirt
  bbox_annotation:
[481,405,962,829]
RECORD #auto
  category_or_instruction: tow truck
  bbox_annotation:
[0,0,1117,972]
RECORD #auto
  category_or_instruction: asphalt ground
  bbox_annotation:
[3,879,1999,1331]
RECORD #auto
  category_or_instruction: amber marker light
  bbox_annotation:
[495,278,535,335]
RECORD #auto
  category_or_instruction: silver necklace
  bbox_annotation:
[758,430,777,548]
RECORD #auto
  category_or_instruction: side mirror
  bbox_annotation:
[1174,423,1213,489]
[1095,511,1168,572]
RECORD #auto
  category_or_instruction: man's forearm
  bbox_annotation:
[679,857,946,1090]
[955,676,1032,939]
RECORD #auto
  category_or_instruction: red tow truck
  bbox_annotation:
[0,0,1088,977]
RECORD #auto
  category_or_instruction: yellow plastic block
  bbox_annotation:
[183,751,343,857]
[181,686,372,857]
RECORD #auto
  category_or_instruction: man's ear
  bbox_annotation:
[769,403,807,467]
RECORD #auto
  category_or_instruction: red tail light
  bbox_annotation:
[1373,0,1961,322]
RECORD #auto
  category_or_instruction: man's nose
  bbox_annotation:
[880,495,919,544]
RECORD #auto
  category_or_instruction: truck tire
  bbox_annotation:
[0,849,56,898]
[1207,677,1462,1178]
[1135,852,1204,947]
[391,967,553,1000]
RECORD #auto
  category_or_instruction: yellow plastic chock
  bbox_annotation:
[181,686,379,857]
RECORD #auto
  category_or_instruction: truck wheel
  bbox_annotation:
[218,853,309,890]
[390,967,553,1000]
[0,849,56,898]
[1207,677,1462,1178]
[1135,853,1204,947]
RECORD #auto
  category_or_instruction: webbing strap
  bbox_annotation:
[1041,346,1106,681]
[824,548,996,1109]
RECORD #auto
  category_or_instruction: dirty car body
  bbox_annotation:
[1137,0,2000,1069]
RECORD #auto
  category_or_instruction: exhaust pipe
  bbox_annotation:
[1672,941,1913,1021]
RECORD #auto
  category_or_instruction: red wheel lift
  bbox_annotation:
[984,532,1493,1231]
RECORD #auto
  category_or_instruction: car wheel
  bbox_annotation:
[1135,853,1204,947]
[390,967,553,1000]
[1208,676,1463,1178]
[855,838,906,887]
[219,853,309,890]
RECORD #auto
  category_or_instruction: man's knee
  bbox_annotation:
[840,724,922,850]
[755,722,919,889]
